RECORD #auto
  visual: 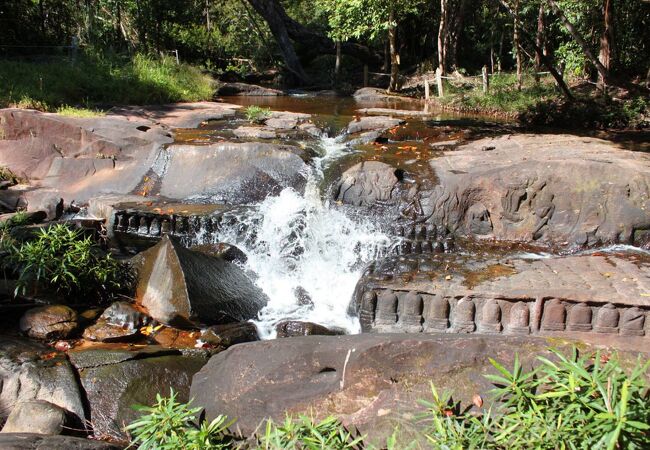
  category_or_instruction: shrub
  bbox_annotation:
[419,349,650,450]
[259,414,363,450]
[244,105,272,124]
[5,224,132,300]
[125,389,233,450]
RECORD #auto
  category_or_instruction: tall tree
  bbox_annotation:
[598,0,613,87]
[547,0,609,85]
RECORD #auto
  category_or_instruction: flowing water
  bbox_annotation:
[175,94,648,338]
[189,128,396,338]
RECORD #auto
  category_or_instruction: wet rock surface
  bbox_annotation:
[191,334,620,446]
[19,305,79,340]
[275,321,344,337]
[0,433,121,450]
[160,142,309,204]
[136,235,267,327]
[346,116,404,134]
[217,82,285,96]
[199,322,259,349]
[70,346,206,442]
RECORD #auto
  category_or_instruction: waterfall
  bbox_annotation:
[192,135,394,338]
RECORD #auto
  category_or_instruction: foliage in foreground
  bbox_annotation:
[125,390,234,450]
[127,347,650,449]
[0,53,214,111]
[3,224,132,300]
[244,105,273,124]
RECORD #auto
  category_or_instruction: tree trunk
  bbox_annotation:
[438,0,448,75]
[447,0,467,73]
[245,0,310,84]
[205,0,211,32]
[388,8,399,92]
[498,0,572,99]
[534,2,545,82]
[547,0,609,84]
[514,0,522,90]
[334,41,341,85]
[598,0,613,88]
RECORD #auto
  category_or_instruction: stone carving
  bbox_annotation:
[506,301,530,335]
[541,299,566,331]
[398,291,423,333]
[478,299,501,334]
[375,290,398,328]
[594,303,619,333]
[451,297,475,333]
[359,291,377,332]
[567,303,592,332]
[423,295,449,332]
[620,307,645,336]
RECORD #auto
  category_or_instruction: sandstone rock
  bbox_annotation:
[414,134,650,247]
[109,102,238,128]
[200,322,259,349]
[190,242,248,265]
[275,321,344,338]
[232,126,277,140]
[159,143,308,204]
[1,400,68,435]
[0,337,85,424]
[19,306,78,340]
[136,235,267,327]
[217,82,285,96]
[350,251,650,351]
[71,347,206,442]
[335,161,402,206]
[82,301,149,342]
[346,116,403,134]
[0,434,121,449]
[190,334,589,446]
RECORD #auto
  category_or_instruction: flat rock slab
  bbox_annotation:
[356,108,432,118]
[0,434,121,450]
[346,116,404,134]
[109,101,239,129]
[190,333,641,446]
[352,251,650,349]
[415,134,650,247]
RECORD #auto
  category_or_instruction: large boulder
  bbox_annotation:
[136,235,267,327]
[216,82,285,97]
[335,161,402,206]
[159,143,309,204]
[1,400,69,435]
[346,116,403,134]
[19,305,79,340]
[69,347,207,442]
[415,134,650,248]
[190,334,601,446]
[0,337,85,424]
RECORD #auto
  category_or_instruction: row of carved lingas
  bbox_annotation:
[360,290,647,337]
[114,211,224,237]
[391,224,454,255]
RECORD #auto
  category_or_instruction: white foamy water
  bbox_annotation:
[194,136,392,338]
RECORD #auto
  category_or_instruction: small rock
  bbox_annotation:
[82,301,149,342]
[275,321,344,338]
[200,322,259,349]
[191,242,248,264]
[19,305,78,340]
[1,400,68,435]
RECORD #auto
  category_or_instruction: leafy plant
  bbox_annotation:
[244,105,272,124]
[419,349,650,450]
[259,414,363,450]
[5,223,131,300]
[125,389,234,450]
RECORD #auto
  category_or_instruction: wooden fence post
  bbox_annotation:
[424,78,430,100]
[436,68,444,97]
[482,66,489,94]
